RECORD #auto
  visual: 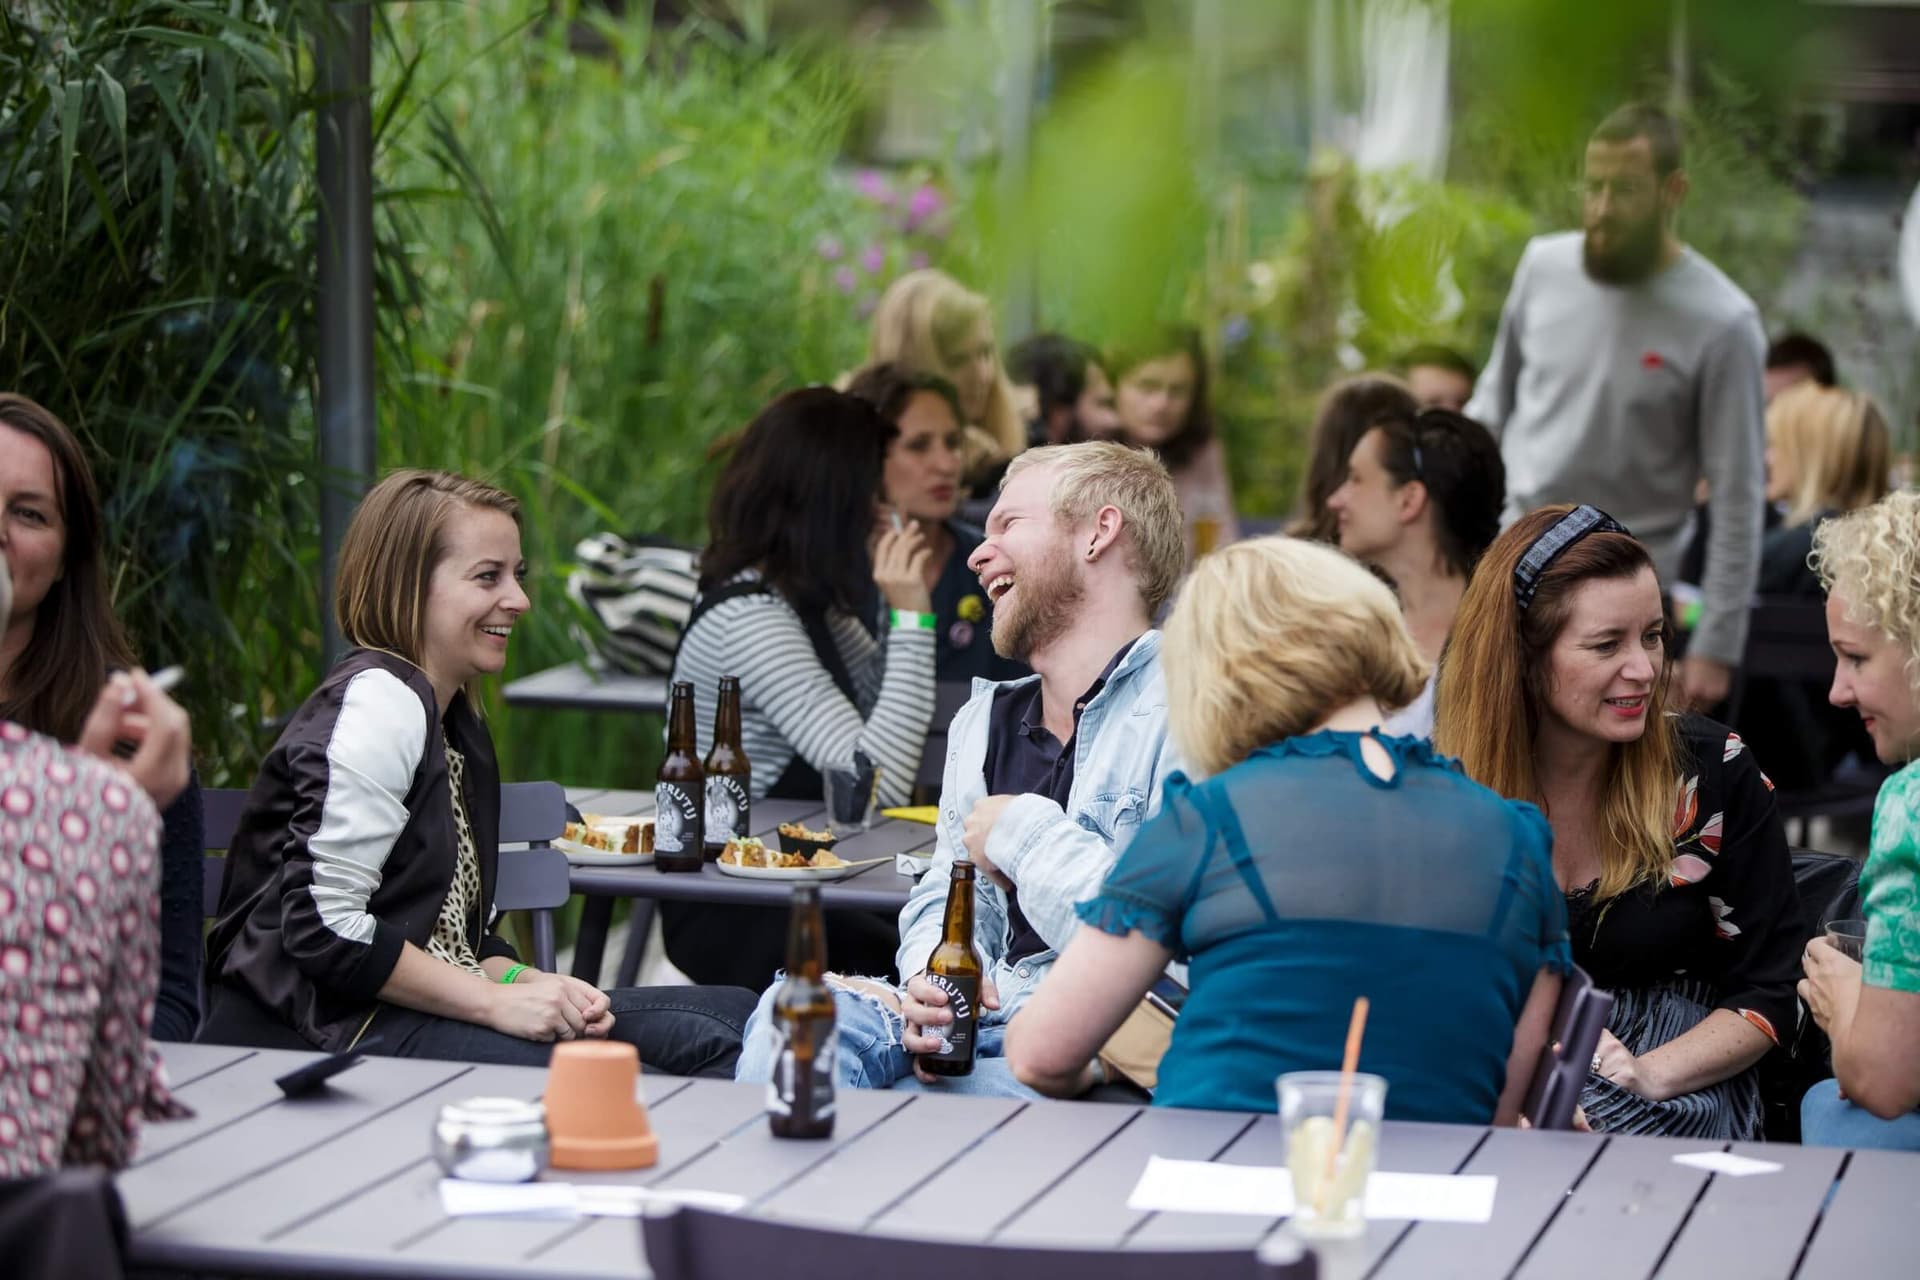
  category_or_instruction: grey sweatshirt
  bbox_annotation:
[1466,232,1766,666]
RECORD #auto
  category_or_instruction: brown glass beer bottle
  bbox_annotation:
[653,680,704,872]
[702,675,751,860]
[769,883,836,1137]
[919,859,983,1077]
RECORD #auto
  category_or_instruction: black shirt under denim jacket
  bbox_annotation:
[206,649,514,1051]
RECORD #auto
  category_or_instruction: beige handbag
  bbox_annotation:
[1097,996,1176,1091]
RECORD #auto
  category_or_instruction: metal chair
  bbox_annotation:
[201,781,572,971]
[0,1169,129,1280]
[640,1204,1317,1280]
[1522,963,1613,1131]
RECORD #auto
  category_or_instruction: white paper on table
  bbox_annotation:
[1126,1156,1497,1224]
[1671,1151,1783,1177]
[438,1179,746,1219]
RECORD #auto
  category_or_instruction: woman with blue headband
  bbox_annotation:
[1435,504,1803,1139]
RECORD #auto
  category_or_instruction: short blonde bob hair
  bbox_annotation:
[336,469,521,669]
[868,269,1025,464]
[1003,441,1186,615]
[1813,489,1920,694]
[1768,382,1890,527]
[1163,536,1428,778]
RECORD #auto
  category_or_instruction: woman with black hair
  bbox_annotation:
[0,392,206,1043]
[665,387,940,986]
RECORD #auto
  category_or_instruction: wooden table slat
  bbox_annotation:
[1373,1126,1600,1280]
[753,1090,1025,1229]
[152,1042,256,1088]
[133,1047,320,1166]
[120,1053,472,1227]
[1794,1148,1920,1280]
[1124,1113,1287,1247]
[866,1095,1139,1242]
[1513,1134,1714,1280]
[994,1106,1254,1247]
[1305,1120,1491,1280]
[1652,1140,1845,1280]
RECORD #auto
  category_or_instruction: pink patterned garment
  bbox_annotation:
[0,719,188,1177]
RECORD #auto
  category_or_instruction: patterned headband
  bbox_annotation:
[1512,505,1630,612]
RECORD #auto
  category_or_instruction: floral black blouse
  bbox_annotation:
[1565,715,1803,1047]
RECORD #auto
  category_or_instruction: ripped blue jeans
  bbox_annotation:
[733,975,1039,1098]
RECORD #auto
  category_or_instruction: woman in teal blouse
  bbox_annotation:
[1006,537,1568,1122]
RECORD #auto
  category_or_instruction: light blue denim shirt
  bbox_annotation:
[893,630,1178,1023]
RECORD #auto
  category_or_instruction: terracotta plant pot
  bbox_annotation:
[543,1041,659,1171]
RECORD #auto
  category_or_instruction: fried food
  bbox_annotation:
[719,836,771,868]
[809,849,847,868]
[777,821,836,846]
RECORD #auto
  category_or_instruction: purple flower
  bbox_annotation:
[853,169,895,206]
[904,184,944,229]
[908,251,930,271]
[815,234,844,262]
[833,266,859,295]
[860,243,888,275]
[1221,313,1252,348]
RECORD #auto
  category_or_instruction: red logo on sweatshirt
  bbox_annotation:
[1642,350,1664,370]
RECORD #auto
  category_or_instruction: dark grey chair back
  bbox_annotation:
[1522,964,1613,1131]
[201,781,572,972]
[640,1205,1316,1280]
[0,1169,128,1280]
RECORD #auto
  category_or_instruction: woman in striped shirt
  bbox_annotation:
[666,387,940,987]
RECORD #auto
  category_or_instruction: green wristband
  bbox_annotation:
[499,963,529,985]
[890,609,937,631]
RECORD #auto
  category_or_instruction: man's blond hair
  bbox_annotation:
[1003,442,1184,613]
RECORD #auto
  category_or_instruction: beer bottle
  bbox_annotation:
[918,860,983,1077]
[702,675,751,860]
[769,883,836,1138]
[653,680,704,872]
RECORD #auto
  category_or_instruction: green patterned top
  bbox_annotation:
[1862,758,1920,994]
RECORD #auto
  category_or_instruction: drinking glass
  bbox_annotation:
[1278,1071,1387,1240]
[824,763,879,838]
[1826,919,1868,963]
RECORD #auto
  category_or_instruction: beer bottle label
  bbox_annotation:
[922,972,980,1062]
[653,781,701,854]
[704,775,751,844]
[767,1016,837,1121]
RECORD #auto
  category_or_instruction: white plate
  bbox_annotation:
[713,856,891,882]
[556,839,654,868]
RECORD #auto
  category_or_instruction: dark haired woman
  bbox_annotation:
[666,386,940,987]
[0,392,206,1042]
[1287,374,1420,543]
[1111,329,1239,554]
[844,362,1026,687]
[202,469,753,1069]
[1435,505,1803,1138]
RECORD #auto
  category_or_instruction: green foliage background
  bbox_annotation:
[3,0,1825,795]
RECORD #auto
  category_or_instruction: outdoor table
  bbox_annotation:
[561,788,933,983]
[504,661,670,716]
[126,1043,1918,1280]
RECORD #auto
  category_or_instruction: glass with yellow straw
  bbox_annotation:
[1278,997,1384,1240]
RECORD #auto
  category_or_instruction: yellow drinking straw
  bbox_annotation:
[1318,996,1371,1216]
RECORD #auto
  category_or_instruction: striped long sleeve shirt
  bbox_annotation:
[670,575,938,808]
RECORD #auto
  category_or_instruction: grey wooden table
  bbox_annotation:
[503,662,671,715]
[127,1044,1916,1280]
[561,788,933,984]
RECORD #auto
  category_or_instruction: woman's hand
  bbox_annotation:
[1798,936,1862,1039]
[1590,1028,1659,1099]
[76,670,193,809]
[873,522,933,614]
[487,972,599,1042]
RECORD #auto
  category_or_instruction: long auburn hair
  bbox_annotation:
[0,394,137,741]
[1433,504,1680,899]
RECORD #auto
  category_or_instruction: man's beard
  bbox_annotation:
[991,540,1084,663]
[1583,214,1664,285]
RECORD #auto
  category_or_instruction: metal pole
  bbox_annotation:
[315,1,376,665]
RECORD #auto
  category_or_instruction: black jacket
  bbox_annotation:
[206,649,516,1050]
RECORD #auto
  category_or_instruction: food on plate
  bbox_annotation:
[719,836,771,868]
[776,820,838,856]
[562,820,613,852]
[809,849,848,868]
[565,816,653,855]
